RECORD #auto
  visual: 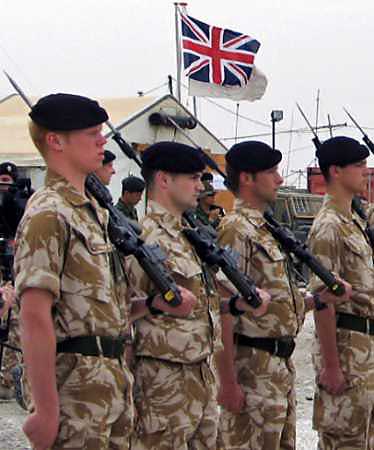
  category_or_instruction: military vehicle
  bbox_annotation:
[270,188,324,243]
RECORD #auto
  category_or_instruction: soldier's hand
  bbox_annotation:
[23,410,59,450]
[318,366,347,395]
[153,286,196,317]
[236,288,271,318]
[317,279,352,306]
[218,379,246,414]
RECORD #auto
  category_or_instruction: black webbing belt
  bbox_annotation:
[336,312,374,336]
[235,334,296,359]
[56,336,125,359]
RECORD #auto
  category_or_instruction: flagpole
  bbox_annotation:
[174,2,187,103]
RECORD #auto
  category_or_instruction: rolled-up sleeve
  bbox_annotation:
[14,210,67,302]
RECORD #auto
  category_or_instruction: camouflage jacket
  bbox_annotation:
[217,199,305,338]
[308,195,374,318]
[14,171,131,341]
[129,200,222,363]
[116,198,139,222]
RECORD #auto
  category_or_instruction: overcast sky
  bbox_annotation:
[1,0,374,184]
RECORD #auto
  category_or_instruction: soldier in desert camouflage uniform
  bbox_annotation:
[130,142,268,450]
[308,136,374,450]
[13,95,195,450]
[216,141,351,450]
[12,93,135,450]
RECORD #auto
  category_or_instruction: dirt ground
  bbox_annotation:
[0,314,318,450]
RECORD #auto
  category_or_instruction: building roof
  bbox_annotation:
[0,94,154,166]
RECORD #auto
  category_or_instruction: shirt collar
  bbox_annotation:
[234,198,266,228]
[45,170,90,207]
[146,200,183,238]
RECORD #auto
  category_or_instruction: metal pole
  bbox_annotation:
[315,88,320,136]
[272,118,275,149]
[327,114,333,138]
[193,96,198,118]
[235,103,240,143]
[174,3,186,102]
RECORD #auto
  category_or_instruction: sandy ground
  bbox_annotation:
[0,314,318,450]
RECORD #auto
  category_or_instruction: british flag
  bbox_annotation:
[181,14,261,88]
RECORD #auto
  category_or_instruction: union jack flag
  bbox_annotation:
[181,14,261,88]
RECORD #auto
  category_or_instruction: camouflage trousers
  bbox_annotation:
[23,353,134,450]
[219,345,296,450]
[313,329,374,450]
[131,356,219,450]
[0,307,21,389]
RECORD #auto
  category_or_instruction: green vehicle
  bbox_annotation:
[271,188,324,243]
[270,188,324,284]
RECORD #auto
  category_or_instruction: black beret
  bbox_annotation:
[122,176,145,193]
[103,150,116,165]
[316,136,369,168]
[0,162,18,181]
[226,141,282,172]
[29,93,109,131]
[141,141,206,174]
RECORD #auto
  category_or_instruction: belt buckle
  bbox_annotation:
[273,340,279,356]
[366,318,370,334]
[96,336,104,356]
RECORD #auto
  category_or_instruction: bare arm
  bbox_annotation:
[313,305,346,395]
[20,288,60,450]
[216,313,245,413]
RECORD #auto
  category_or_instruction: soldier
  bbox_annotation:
[116,176,145,222]
[129,141,268,450]
[216,141,351,450]
[195,181,222,229]
[13,95,194,450]
[308,136,374,450]
[95,149,116,185]
[0,161,21,400]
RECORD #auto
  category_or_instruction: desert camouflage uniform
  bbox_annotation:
[308,195,374,450]
[0,305,21,392]
[217,199,305,450]
[130,200,222,450]
[14,170,134,450]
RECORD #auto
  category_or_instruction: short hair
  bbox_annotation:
[28,120,49,156]
[121,176,145,194]
[320,165,331,182]
[225,163,240,194]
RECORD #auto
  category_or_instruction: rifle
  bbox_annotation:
[2,72,182,309]
[263,211,345,296]
[106,123,263,310]
[296,103,374,248]
[85,174,182,307]
[343,108,374,247]
[182,209,262,308]
[188,118,345,299]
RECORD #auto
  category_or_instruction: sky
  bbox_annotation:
[1,0,374,186]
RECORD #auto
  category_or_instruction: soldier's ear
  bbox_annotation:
[45,132,64,153]
[239,171,255,187]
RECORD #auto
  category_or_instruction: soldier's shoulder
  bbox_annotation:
[309,206,342,240]
[20,186,70,232]
[139,215,167,244]
[219,211,248,234]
